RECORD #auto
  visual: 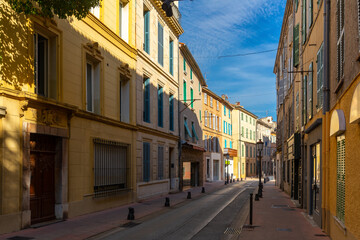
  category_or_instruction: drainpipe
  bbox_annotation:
[322,0,330,232]
[178,43,182,192]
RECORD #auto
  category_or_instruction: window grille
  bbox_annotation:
[94,139,128,197]
[336,135,345,222]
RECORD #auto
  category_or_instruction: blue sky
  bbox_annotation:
[179,0,286,121]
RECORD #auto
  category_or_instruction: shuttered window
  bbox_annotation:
[143,77,150,123]
[242,144,244,157]
[94,139,128,196]
[190,68,193,80]
[183,80,187,103]
[169,94,174,131]
[294,24,300,67]
[225,139,227,148]
[309,0,313,27]
[143,10,150,54]
[158,85,163,127]
[302,0,307,44]
[143,142,150,182]
[169,40,174,75]
[199,110,202,123]
[205,111,208,127]
[183,59,186,72]
[336,135,345,223]
[308,63,313,119]
[295,0,299,12]
[303,75,307,126]
[317,43,324,109]
[190,88,194,109]
[158,145,164,180]
[158,23,164,66]
[337,0,345,82]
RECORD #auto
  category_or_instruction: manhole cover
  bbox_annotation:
[121,222,140,228]
[224,227,242,235]
[276,228,292,232]
[7,237,34,240]
[272,204,289,208]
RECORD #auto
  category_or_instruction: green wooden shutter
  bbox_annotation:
[296,0,299,12]
[336,136,345,222]
[308,63,313,119]
[242,144,244,157]
[199,110,202,123]
[183,59,186,72]
[302,0,307,44]
[144,11,150,54]
[183,80,186,103]
[190,88,194,108]
[158,86,163,127]
[293,24,300,67]
[169,95,174,131]
[190,69,193,79]
[309,0,313,27]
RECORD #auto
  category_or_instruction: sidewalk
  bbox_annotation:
[1,180,235,240]
[238,181,330,240]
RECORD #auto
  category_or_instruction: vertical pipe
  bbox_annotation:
[250,193,253,225]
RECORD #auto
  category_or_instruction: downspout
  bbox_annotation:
[322,0,330,232]
[178,43,182,192]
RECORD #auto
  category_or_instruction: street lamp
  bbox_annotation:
[256,139,264,197]
[224,153,230,184]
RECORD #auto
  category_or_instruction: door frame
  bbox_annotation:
[22,123,69,228]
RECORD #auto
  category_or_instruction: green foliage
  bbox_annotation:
[6,0,101,20]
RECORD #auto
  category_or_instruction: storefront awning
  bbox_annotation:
[182,142,205,152]
[330,109,346,137]
[350,82,360,124]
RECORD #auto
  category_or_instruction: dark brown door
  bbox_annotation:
[30,135,56,224]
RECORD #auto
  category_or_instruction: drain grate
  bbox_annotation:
[7,237,34,240]
[272,204,289,208]
[224,227,242,235]
[121,222,140,228]
[276,228,292,232]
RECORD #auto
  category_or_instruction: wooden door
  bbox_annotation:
[30,135,56,224]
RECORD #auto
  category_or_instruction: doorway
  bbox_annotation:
[213,160,219,180]
[310,143,321,226]
[191,162,199,187]
[30,134,57,224]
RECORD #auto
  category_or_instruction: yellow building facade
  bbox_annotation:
[0,0,137,233]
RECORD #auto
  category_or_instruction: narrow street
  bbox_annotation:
[91,181,256,240]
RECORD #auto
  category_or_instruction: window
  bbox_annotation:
[230,141,232,149]
[86,60,101,114]
[169,94,174,131]
[224,106,226,116]
[90,5,100,19]
[143,142,150,182]
[217,101,219,110]
[219,117,221,132]
[241,127,244,137]
[204,135,208,151]
[254,147,255,157]
[199,110,202,123]
[295,0,299,12]
[242,163,244,174]
[303,75,307,125]
[143,9,150,54]
[158,145,164,180]
[302,0,307,44]
[241,113,243,120]
[190,68,193,80]
[158,23,164,66]
[33,32,57,99]
[253,132,255,140]
[205,111,208,126]
[158,85,163,127]
[118,1,129,42]
[223,120,226,133]
[209,113,212,128]
[169,40,174,75]
[225,139,227,148]
[119,72,130,123]
[250,163,252,173]
[293,24,300,67]
[317,43,324,109]
[246,115,248,122]
[337,0,344,82]
[250,130,252,140]
[213,114,215,130]
[183,59,186,72]
[246,146,248,157]
[190,88,194,109]
[184,117,192,139]
[308,63,313,119]
[143,77,150,123]
[204,93,207,104]
[215,116,218,130]
[192,122,199,143]
[228,109,230,117]
[296,92,300,128]
[183,80,187,103]
[94,139,127,195]
[242,144,244,157]
[210,97,213,107]
[246,128,248,138]
[208,136,212,152]
[250,146,252,157]
[336,135,345,222]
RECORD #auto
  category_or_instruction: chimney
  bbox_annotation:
[236,102,240,106]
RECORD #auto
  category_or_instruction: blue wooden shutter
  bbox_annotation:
[225,139,227,148]
[169,94,174,131]
[144,11,150,54]
[169,40,173,75]
[143,142,150,181]
[143,78,150,122]
[158,86,163,127]
[158,23,163,66]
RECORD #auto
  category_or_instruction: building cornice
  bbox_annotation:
[179,43,206,87]
[138,125,179,141]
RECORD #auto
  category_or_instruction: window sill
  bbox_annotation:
[333,216,347,236]
[335,78,344,94]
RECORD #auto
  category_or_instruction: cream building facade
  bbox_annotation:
[0,0,138,233]
[134,0,183,199]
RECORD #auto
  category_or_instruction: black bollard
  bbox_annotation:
[187,192,191,199]
[127,207,135,220]
[225,181,227,185]
[237,178,239,182]
[255,193,259,201]
[250,193,253,225]
[201,187,205,193]
[165,197,170,207]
